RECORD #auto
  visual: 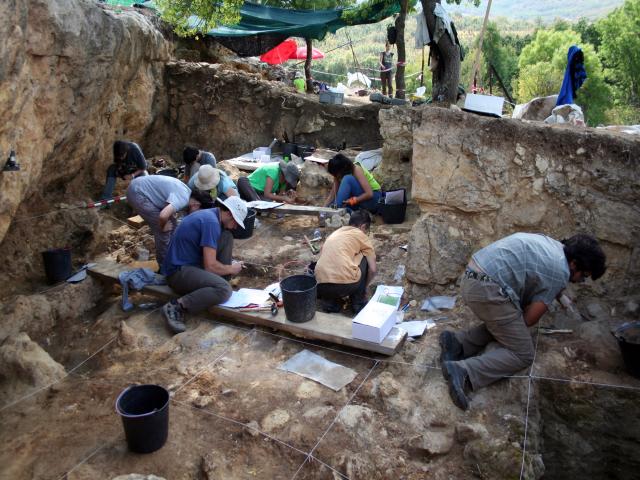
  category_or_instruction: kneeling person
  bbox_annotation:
[314,211,376,314]
[161,197,248,334]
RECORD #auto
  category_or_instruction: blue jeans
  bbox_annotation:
[101,164,119,200]
[334,175,381,213]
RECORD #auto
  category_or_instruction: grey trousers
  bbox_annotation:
[166,230,234,313]
[455,276,535,390]
[127,186,175,268]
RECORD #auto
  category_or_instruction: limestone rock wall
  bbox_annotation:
[151,62,383,161]
[406,107,640,291]
[0,0,171,286]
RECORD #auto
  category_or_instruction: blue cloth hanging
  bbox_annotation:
[556,45,587,106]
[118,268,166,312]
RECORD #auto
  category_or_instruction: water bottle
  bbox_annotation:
[313,229,321,240]
[394,264,405,282]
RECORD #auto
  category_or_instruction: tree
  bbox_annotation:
[597,0,640,119]
[394,0,410,99]
[420,0,480,104]
[154,0,244,37]
[515,29,611,125]
[481,22,518,100]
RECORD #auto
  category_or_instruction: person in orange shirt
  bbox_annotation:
[313,211,377,314]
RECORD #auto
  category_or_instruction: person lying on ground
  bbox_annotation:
[313,210,377,315]
[237,160,299,204]
[439,232,606,411]
[324,153,382,214]
[160,196,248,334]
[101,140,148,200]
[127,175,213,268]
[183,145,216,183]
[187,164,238,201]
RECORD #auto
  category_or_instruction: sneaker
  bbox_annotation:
[442,361,471,411]
[439,330,464,366]
[163,300,186,334]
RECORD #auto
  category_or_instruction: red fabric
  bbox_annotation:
[260,39,298,65]
[289,46,325,60]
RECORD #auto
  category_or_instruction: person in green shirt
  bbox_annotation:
[237,160,300,204]
[324,153,382,213]
[293,72,306,93]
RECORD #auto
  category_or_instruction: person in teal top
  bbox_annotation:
[237,160,300,204]
[188,165,238,201]
[324,153,382,213]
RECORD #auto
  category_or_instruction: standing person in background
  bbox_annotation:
[293,71,306,93]
[101,140,147,200]
[237,161,299,204]
[324,153,382,214]
[379,41,394,97]
[439,233,606,411]
[126,175,212,268]
[314,211,376,314]
[183,146,216,183]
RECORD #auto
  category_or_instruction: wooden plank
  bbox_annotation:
[127,215,145,228]
[272,205,346,216]
[89,261,406,356]
[224,158,274,172]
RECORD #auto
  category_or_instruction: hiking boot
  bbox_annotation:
[439,330,464,366]
[320,299,342,314]
[442,361,471,411]
[163,300,186,334]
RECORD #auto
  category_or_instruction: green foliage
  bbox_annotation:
[258,0,354,9]
[480,22,519,98]
[597,0,640,110]
[515,28,611,125]
[574,18,601,50]
[155,0,244,37]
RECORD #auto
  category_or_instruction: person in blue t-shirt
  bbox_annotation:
[161,196,248,334]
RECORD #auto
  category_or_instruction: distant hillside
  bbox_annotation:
[446,0,624,22]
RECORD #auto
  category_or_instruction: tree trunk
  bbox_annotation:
[394,0,408,99]
[421,0,461,104]
[305,38,313,93]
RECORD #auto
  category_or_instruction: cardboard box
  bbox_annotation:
[319,91,344,105]
[463,93,504,117]
[352,301,397,344]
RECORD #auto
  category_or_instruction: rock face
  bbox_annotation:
[0,332,66,400]
[408,106,640,292]
[0,0,171,287]
[152,61,384,162]
[513,95,559,121]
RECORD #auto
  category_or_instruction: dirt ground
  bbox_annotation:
[2,207,640,480]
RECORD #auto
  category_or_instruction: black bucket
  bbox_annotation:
[116,384,170,454]
[612,322,640,379]
[41,248,72,284]
[295,144,315,159]
[379,189,407,224]
[280,274,317,323]
[231,208,257,239]
[282,143,297,156]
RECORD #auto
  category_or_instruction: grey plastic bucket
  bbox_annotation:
[280,274,317,323]
[116,384,170,454]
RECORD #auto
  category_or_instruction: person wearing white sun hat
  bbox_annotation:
[188,164,239,201]
[160,196,248,334]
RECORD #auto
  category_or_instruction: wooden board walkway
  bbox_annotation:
[89,261,406,356]
[268,205,346,217]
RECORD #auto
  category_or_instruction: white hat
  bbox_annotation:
[216,196,247,229]
[194,165,220,191]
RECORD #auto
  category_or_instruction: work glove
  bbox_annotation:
[345,196,358,207]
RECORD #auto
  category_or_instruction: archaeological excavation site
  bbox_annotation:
[1,1,639,480]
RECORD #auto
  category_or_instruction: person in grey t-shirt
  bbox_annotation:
[183,145,217,183]
[439,233,606,410]
[127,175,213,267]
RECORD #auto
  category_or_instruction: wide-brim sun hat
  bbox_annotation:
[194,165,220,191]
[279,160,300,189]
[216,196,247,229]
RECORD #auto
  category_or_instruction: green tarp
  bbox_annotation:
[139,1,404,41]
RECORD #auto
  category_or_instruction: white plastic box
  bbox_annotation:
[352,302,397,344]
[463,93,504,117]
[319,91,344,105]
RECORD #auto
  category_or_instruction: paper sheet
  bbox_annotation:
[304,155,330,164]
[246,200,285,210]
[372,285,403,308]
[278,350,357,391]
[219,288,270,308]
[421,295,457,312]
[398,320,436,337]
